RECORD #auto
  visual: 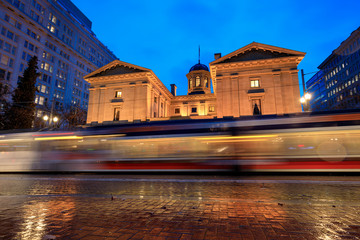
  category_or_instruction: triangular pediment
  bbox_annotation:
[85,60,150,79]
[211,42,305,65]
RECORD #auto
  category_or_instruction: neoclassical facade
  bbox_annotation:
[85,42,305,124]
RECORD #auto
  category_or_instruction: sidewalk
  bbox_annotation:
[1,193,360,239]
[0,175,360,239]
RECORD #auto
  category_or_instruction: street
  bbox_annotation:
[0,174,360,239]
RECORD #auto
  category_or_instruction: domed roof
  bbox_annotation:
[189,63,209,72]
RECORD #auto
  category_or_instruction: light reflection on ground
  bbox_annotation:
[0,174,359,239]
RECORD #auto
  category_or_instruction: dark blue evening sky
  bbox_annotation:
[73,0,359,96]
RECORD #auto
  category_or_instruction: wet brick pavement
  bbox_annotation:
[0,174,360,239]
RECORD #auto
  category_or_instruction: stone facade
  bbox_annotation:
[85,42,305,124]
[210,42,305,117]
[86,61,172,123]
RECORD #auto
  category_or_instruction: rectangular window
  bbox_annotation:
[0,69,5,79]
[209,106,215,112]
[38,96,44,105]
[250,80,260,88]
[6,31,14,40]
[1,55,9,65]
[6,71,11,81]
[191,107,197,113]
[115,91,122,98]
[4,42,11,52]
[40,85,47,93]
[175,108,180,114]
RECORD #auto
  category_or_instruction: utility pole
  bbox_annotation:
[301,69,306,94]
[49,98,55,127]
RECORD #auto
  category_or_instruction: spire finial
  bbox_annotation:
[198,45,200,64]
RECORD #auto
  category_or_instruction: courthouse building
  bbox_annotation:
[85,42,305,124]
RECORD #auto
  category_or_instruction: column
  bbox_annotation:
[86,88,96,123]
[98,87,107,123]
[216,78,224,118]
[231,76,240,117]
[291,71,302,112]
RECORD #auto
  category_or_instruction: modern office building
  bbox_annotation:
[306,70,326,111]
[307,27,360,111]
[0,0,117,122]
[85,42,305,124]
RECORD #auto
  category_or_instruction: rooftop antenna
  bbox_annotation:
[198,45,200,64]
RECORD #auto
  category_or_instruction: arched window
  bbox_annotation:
[196,76,201,87]
[204,78,208,88]
[189,79,193,88]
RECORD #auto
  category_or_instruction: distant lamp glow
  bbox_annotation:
[300,92,311,112]
[43,115,49,121]
[53,116,59,123]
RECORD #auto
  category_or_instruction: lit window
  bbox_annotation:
[250,80,260,88]
[1,55,9,65]
[209,106,215,112]
[41,85,46,93]
[196,76,201,87]
[38,96,44,105]
[115,91,122,98]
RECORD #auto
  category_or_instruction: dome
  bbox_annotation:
[189,63,209,72]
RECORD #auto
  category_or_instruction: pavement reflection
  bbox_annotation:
[0,174,360,239]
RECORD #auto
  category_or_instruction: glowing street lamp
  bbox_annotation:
[300,92,311,112]
[43,115,59,128]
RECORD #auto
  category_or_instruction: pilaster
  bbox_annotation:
[272,73,284,114]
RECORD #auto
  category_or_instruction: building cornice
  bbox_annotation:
[84,59,151,79]
[85,62,173,100]
[210,42,306,65]
[171,93,216,102]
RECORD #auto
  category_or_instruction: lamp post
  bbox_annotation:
[300,69,318,112]
[43,115,59,128]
